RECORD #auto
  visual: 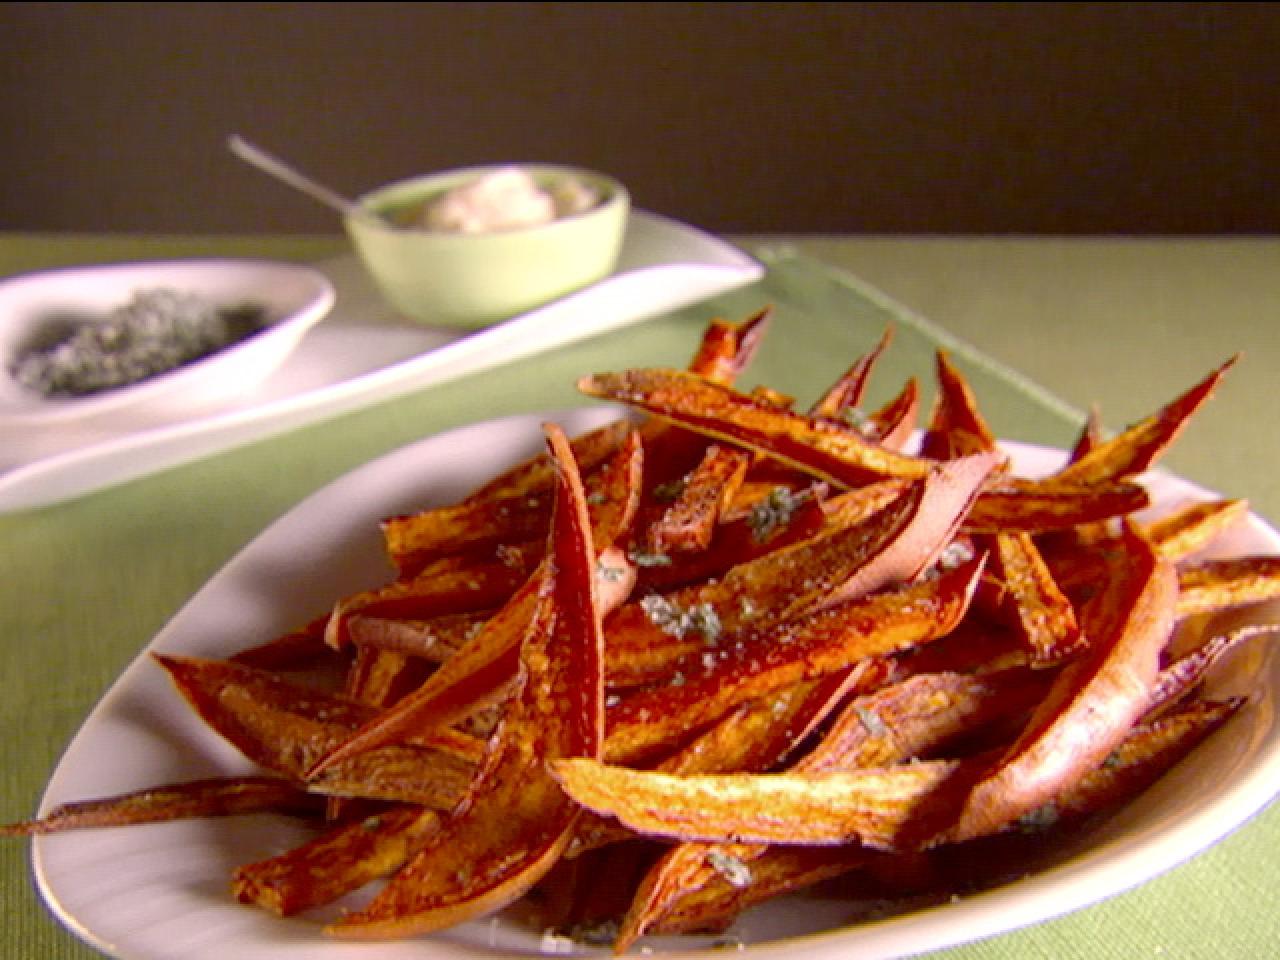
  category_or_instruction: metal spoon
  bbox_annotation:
[227,134,391,226]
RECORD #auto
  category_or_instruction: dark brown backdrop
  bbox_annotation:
[2,2,1277,234]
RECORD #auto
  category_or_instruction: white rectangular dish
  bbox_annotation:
[0,211,763,512]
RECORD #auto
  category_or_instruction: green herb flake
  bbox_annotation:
[706,849,753,888]
[640,595,722,642]
[840,406,870,429]
[747,487,801,542]
[1101,750,1126,769]
[936,540,975,570]
[565,918,620,946]
[854,704,889,737]
[1016,802,1060,833]
[652,478,688,503]
[595,561,627,582]
[628,549,673,568]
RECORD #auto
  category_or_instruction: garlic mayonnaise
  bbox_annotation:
[420,167,601,233]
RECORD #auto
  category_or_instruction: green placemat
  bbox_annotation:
[692,244,1088,444]
[2,247,1273,960]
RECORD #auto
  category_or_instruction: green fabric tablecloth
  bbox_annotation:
[2,233,1278,959]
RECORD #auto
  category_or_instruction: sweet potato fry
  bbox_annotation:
[904,700,1243,912]
[550,757,962,849]
[953,698,1246,858]
[1145,625,1274,719]
[309,431,642,774]
[895,617,1030,677]
[977,531,1084,666]
[686,307,771,385]
[605,454,996,690]
[800,367,921,454]
[329,549,536,787]
[577,368,937,486]
[341,645,432,713]
[569,670,867,858]
[309,572,552,778]
[153,654,482,810]
[1146,498,1251,561]
[646,692,1237,945]
[381,492,553,580]
[478,420,634,501]
[1053,356,1238,485]
[816,478,912,527]
[229,613,334,671]
[1049,697,1244,821]
[802,668,1052,772]
[645,444,750,554]
[326,423,605,938]
[1175,555,1280,619]
[612,667,1049,946]
[345,612,476,662]
[644,845,883,939]
[0,777,322,836]
[1068,404,1106,463]
[920,350,998,459]
[945,522,1177,842]
[309,546,635,778]
[809,325,895,420]
[1042,498,1253,599]
[621,308,770,536]
[549,841,659,943]
[382,424,643,579]
[303,741,475,809]
[860,376,921,450]
[963,477,1150,533]
[323,545,541,651]
[659,670,870,776]
[603,553,984,764]
[233,805,442,917]
[634,482,829,592]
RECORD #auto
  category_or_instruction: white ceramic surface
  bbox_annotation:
[29,410,1280,960]
[0,259,336,424]
[0,212,762,512]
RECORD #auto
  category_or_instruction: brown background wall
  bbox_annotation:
[2,2,1277,235]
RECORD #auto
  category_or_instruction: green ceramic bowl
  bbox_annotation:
[345,164,630,328]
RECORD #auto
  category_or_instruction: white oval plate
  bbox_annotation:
[0,259,336,424]
[30,410,1280,960]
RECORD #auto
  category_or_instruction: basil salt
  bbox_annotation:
[11,288,268,398]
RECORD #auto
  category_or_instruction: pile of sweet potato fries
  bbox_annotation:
[7,308,1280,951]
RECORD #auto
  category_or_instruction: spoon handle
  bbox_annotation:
[228,134,364,220]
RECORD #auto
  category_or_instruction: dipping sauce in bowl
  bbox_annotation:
[345,163,630,328]
[411,165,602,234]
